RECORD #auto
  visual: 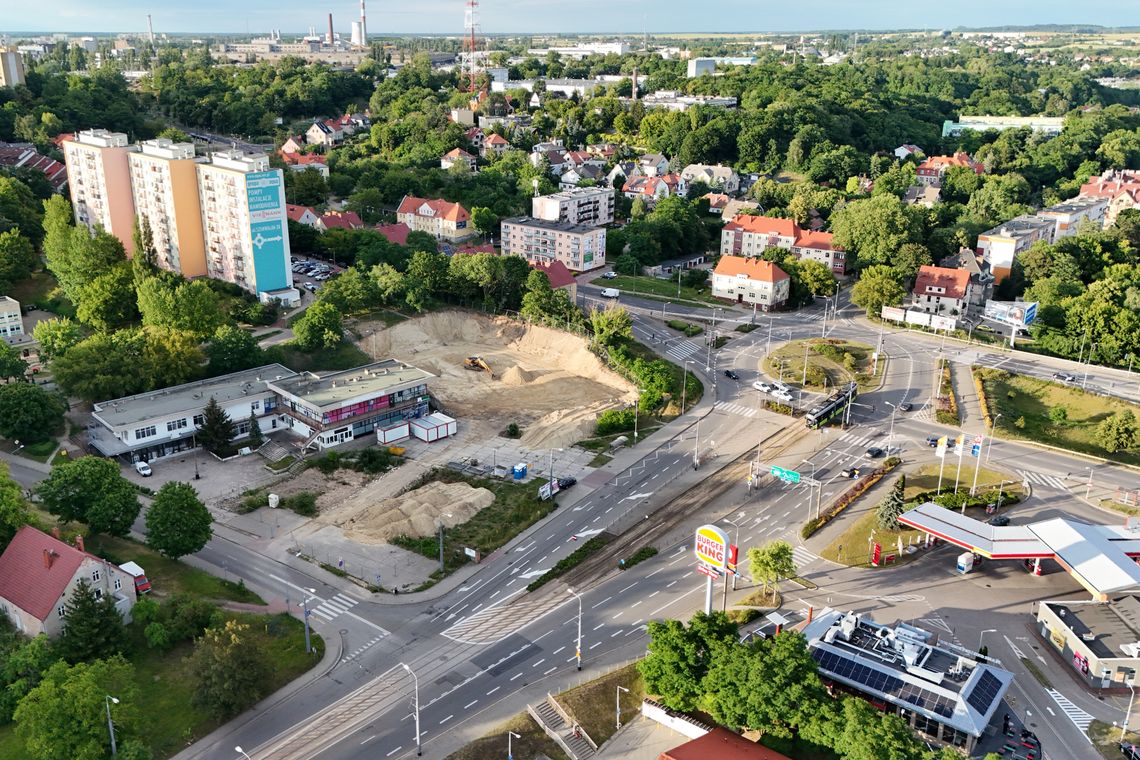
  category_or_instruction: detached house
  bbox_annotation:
[639,153,669,177]
[680,164,740,193]
[481,133,511,158]
[280,135,306,155]
[286,203,321,229]
[912,265,972,317]
[441,148,477,173]
[916,152,984,187]
[0,527,138,637]
[893,144,923,161]
[622,174,686,205]
[318,210,364,231]
[306,119,343,147]
[711,256,790,311]
[396,195,473,242]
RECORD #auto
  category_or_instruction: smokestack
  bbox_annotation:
[327,13,334,45]
[359,0,368,47]
[631,65,638,101]
[147,14,155,45]
[75,535,85,553]
[42,548,52,569]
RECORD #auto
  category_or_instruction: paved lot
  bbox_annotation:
[120,444,286,505]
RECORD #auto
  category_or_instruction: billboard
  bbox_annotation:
[905,310,932,327]
[983,300,1037,328]
[694,524,729,570]
[881,306,907,322]
[246,170,291,293]
[930,315,957,332]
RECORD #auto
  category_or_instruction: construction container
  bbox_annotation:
[377,421,410,445]
[410,413,457,442]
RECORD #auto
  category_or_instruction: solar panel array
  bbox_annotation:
[965,670,1002,715]
[813,648,957,719]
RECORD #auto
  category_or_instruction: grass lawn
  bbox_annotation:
[265,341,372,373]
[576,423,663,453]
[444,711,568,760]
[10,271,75,317]
[266,455,296,472]
[818,463,1025,568]
[589,274,719,305]
[557,663,644,746]
[665,318,703,337]
[762,338,878,392]
[977,369,1140,466]
[1089,720,1138,759]
[391,469,561,575]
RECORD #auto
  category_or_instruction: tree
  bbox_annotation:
[145,482,213,559]
[13,656,143,760]
[136,277,225,339]
[345,188,385,225]
[316,266,377,314]
[0,461,29,551]
[197,397,236,455]
[292,300,344,351]
[747,540,795,592]
[638,612,738,712]
[0,341,27,379]
[470,206,497,236]
[36,457,141,537]
[74,262,138,332]
[32,318,84,362]
[370,263,407,305]
[1099,410,1138,454]
[0,229,37,289]
[130,217,158,278]
[189,620,271,719]
[836,695,927,760]
[245,410,264,449]
[850,264,907,318]
[830,194,920,269]
[284,167,329,206]
[57,579,128,664]
[403,250,449,311]
[588,305,633,348]
[791,259,837,297]
[0,633,55,723]
[0,176,43,248]
[877,475,906,530]
[892,242,933,282]
[43,220,126,303]
[0,383,65,444]
[206,325,263,375]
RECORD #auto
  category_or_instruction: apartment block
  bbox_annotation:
[720,215,846,274]
[975,215,1053,284]
[0,296,23,340]
[711,256,790,311]
[531,187,615,226]
[0,51,25,88]
[1036,195,1108,239]
[500,217,606,272]
[62,129,137,255]
[197,151,295,302]
[396,196,473,242]
[128,139,207,278]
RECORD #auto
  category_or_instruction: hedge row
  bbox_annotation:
[935,361,959,426]
[526,536,610,591]
[973,366,993,430]
[801,456,902,539]
[619,546,658,570]
[911,489,1019,511]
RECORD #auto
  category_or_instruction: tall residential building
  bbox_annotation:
[127,139,207,278]
[500,217,605,272]
[196,151,294,300]
[62,130,137,255]
[0,51,26,88]
[531,187,615,226]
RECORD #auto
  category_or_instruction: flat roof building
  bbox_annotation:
[1037,597,1140,690]
[500,216,605,273]
[128,139,208,279]
[942,115,1064,137]
[531,187,615,227]
[62,129,137,255]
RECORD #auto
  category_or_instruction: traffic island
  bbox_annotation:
[761,338,880,392]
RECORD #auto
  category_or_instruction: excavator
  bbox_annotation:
[463,356,494,378]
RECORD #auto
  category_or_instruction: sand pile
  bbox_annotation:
[500,365,537,386]
[337,480,494,545]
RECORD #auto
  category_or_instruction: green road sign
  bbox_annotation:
[770,465,801,484]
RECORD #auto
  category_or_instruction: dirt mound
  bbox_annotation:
[500,365,537,386]
[336,480,494,545]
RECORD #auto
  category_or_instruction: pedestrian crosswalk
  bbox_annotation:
[666,339,702,362]
[1046,688,1094,733]
[1015,469,1069,491]
[792,546,818,568]
[309,592,358,622]
[715,401,756,418]
[342,634,384,663]
[838,432,878,449]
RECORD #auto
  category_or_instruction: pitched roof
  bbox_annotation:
[443,147,476,160]
[917,152,983,174]
[484,133,510,146]
[796,229,837,251]
[660,728,792,760]
[320,210,363,230]
[453,243,496,255]
[714,255,789,283]
[375,222,410,246]
[280,151,328,167]
[0,526,91,621]
[532,259,576,289]
[285,203,317,223]
[0,144,68,191]
[397,195,471,223]
[914,265,971,300]
[723,214,799,238]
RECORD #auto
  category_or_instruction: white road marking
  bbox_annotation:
[544,666,557,675]
[589,642,601,650]
[487,687,500,695]
[510,673,523,681]
[464,700,478,709]
[593,623,605,630]
[440,715,453,725]
[386,747,402,757]
[532,658,545,667]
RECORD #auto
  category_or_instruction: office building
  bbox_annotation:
[531,187,615,226]
[1036,596,1140,690]
[62,130,137,255]
[197,151,296,302]
[0,51,25,88]
[942,115,1064,137]
[500,217,605,272]
[128,139,207,279]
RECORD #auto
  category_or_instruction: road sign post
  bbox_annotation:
[770,465,801,484]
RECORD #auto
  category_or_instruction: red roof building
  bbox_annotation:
[660,728,791,760]
[711,255,790,311]
[912,264,972,317]
[0,526,137,637]
[396,196,474,242]
[286,203,321,228]
[0,142,68,192]
[319,210,364,231]
[375,222,411,246]
[531,259,577,297]
[622,173,687,204]
[1079,169,1140,226]
[916,152,984,187]
[720,215,845,274]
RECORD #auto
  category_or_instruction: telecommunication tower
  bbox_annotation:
[462,0,479,92]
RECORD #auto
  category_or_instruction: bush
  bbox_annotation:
[505,422,521,438]
[596,408,636,436]
[354,447,395,474]
[166,596,223,642]
[314,452,341,475]
[665,319,702,337]
[620,546,658,570]
[735,324,759,333]
[527,536,608,591]
[144,621,174,651]
[280,492,318,517]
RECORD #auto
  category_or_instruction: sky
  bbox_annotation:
[7,0,1140,36]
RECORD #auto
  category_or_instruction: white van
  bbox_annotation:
[600,288,620,298]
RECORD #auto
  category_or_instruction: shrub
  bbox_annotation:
[1014,416,1026,429]
[735,324,759,333]
[620,546,658,570]
[354,447,395,474]
[144,621,173,651]
[596,408,636,436]
[1048,406,1068,424]
[281,492,318,516]
[527,536,608,591]
[506,422,521,438]
[166,597,222,642]
[314,452,341,475]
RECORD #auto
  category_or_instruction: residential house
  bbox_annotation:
[586,142,619,160]
[710,255,790,310]
[903,185,941,207]
[0,141,68,192]
[306,119,343,147]
[1078,169,1140,226]
[558,165,605,188]
[375,222,410,246]
[639,153,670,177]
[500,217,605,272]
[622,174,686,205]
[279,151,330,177]
[720,199,760,221]
[396,195,473,242]
[607,161,641,188]
[280,135,306,155]
[318,210,363,231]
[893,144,923,161]
[0,527,137,637]
[562,151,602,170]
[916,152,984,187]
[680,164,740,193]
[703,192,731,214]
[530,259,578,300]
[481,133,511,158]
[719,214,846,274]
[440,148,477,173]
[912,265,972,317]
[938,248,994,312]
[286,203,322,229]
[533,149,569,175]
[450,108,476,126]
[976,215,1058,285]
[464,126,485,149]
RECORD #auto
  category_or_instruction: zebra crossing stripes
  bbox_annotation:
[666,340,702,362]
[715,401,756,418]
[342,635,384,663]
[1045,689,1094,735]
[310,592,358,622]
[838,432,877,448]
[792,546,818,568]
[1015,469,1069,491]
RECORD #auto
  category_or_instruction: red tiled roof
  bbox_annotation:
[917,152,983,174]
[375,222,410,246]
[320,210,363,230]
[443,148,475,159]
[714,255,789,283]
[397,195,471,223]
[532,259,576,289]
[660,728,791,760]
[454,243,496,255]
[285,203,317,223]
[796,229,837,251]
[702,193,730,209]
[484,133,510,146]
[0,526,91,621]
[723,214,799,238]
[280,151,328,167]
[0,146,68,191]
[914,265,971,300]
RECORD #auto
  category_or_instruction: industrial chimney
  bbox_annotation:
[359,0,368,47]
[327,13,334,45]
[147,14,155,45]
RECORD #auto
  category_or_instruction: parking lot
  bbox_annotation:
[290,256,342,293]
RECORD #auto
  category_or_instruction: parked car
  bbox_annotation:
[1052,372,1076,383]
[304,283,318,292]
[557,477,577,490]
[1119,741,1140,760]
[134,460,152,477]
[865,447,885,458]
[925,436,940,447]
[752,381,773,393]
[898,402,912,412]
[841,468,861,479]
[987,514,1011,526]
[724,370,740,381]
[771,389,793,402]
[772,381,793,393]
[602,271,618,279]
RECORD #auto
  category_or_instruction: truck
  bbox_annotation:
[956,552,978,574]
[600,288,620,298]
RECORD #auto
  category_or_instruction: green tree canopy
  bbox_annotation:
[36,457,141,537]
[0,341,27,379]
[830,194,921,269]
[0,228,37,289]
[747,540,796,592]
[145,482,213,559]
[205,325,264,376]
[0,461,30,552]
[57,579,128,664]
[638,612,739,712]
[588,305,633,348]
[197,396,236,455]
[1099,410,1138,454]
[850,264,907,318]
[292,300,344,351]
[31,318,84,362]
[877,475,907,530]
[74,261,138,332]
[189,620,271,719]
[0,383,64,444]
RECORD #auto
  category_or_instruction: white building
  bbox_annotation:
[710,255,790,311]
[912,265,971,317]
[0,296,23,340]
[531,187,615,226]
[500,217,605,272]
[0,51,26,88]
[680,164,740,193]
[196,151,297,304]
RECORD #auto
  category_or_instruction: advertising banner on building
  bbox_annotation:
[983,300,1038,328]
[930,314,957,332]
[246,170,290,293]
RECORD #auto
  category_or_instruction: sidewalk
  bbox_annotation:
[950,361,984,429]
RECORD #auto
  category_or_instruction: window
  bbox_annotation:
[93,588,103,600]
[167,418,188,432]
[134,425,157,440]
[57,604,67,618]
[193,414,205,427]
[91,568,101,582]
[113,577,122,591]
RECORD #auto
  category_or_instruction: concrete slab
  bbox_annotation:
[291,522,437,592]
[120,446,284,505]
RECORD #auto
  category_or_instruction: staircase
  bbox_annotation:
[532,700,565,731]
[528,698,595,759]
[256,440,290,463]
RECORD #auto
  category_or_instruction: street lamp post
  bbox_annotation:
[978,628,996,654]
[633,393,639,443]
[681,360,691,414]
[401,663,422,756]
[300,588,316,654]
[801,459,820,519]
[437,512,454,576]
[616,686,630,730]
[105,695,119,756]
[1123,681,1137,741]
[508,731,521,760]
[568,588,583,670]
[724,516,742,591]
[235,748,252,760]
[884,402,898,456]
[1084,343,1098,389]
[985,413,1003,464]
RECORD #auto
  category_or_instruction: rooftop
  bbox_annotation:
[501,216,600,234]
[268,359,432,411]
[0,527,97,621]
[660,728,791,760]
[914,265,971,300]
[1043,597,1140,661]
[713,255,789,283]
[979,214,1055,239]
